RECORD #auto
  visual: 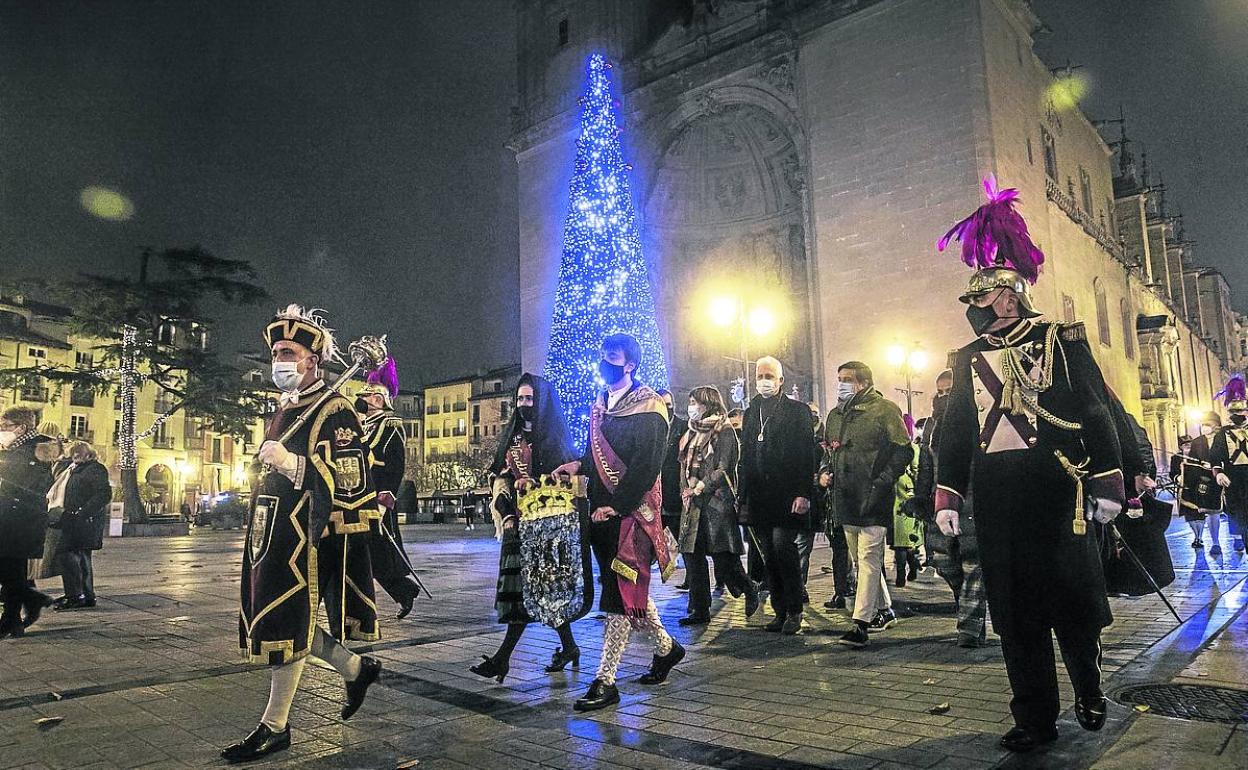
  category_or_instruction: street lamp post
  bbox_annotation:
[709,294,777,410]
[886,342,929,416]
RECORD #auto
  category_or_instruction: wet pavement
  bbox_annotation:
[1,518,1244,769]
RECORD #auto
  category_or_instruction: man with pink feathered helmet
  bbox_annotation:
[1210,373,1248,553]
[355,355,423,619]
[932,177,1127,752]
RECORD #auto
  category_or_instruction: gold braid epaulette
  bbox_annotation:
[1000,323,1082,432]
[1060,322,1087,342]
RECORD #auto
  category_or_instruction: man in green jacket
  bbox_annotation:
[821,362,911,648]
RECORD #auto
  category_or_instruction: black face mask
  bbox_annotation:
[353,397,370,414]
[598,359,627,385]
[965,304,1000,336]
[931,393,949,420]
[1231,413,1246,427]
[516,405,534,425]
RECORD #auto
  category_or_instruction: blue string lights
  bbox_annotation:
[544,53,670,449]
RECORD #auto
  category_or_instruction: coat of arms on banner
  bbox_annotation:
[518,476,588,627]
[334,450,366,495]
[250,495,279,563]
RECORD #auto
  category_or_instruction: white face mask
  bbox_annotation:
[271,361,304,392]
[756,379,778,397]
[687,404,703,422]
[0,430,16,449]
[837,381,857,404]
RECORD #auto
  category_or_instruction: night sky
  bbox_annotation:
[1035,0,1248,309]
[2,1,1244,389]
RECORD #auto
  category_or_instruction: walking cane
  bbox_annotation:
[378,513,433,599]
[1108,520,1184,626]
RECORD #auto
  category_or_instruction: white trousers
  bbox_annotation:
[844,524,892,624]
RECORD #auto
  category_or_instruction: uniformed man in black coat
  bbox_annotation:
[0,406,54,638]
[1210,376,1248,553]
[356,361,422,619]
[935,180,1126,753]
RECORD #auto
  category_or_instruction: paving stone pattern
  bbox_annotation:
[1,521,1244,769]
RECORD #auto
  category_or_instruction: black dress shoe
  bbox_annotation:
[678,613,710,626]
[764,615,786,632]
[823,595,847,610]
[396,594,414,620]
[470,654,511,683]
[1075,695,1108,731]
[341,656,381,720]
[999,725,1058,753]
[744,588,760,618]
[221,723,291,764]
[21,592,49,628]
[573,678,620,711]
[638,640,685,685]
[545,646,580,672]
[55,596,88,612]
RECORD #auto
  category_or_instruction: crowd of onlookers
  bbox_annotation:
[656,357,987,647]
[0,405,111,639]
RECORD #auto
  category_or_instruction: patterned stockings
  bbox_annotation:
[595,599,673,685]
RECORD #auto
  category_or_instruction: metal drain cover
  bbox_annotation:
[1115,683,1248,724]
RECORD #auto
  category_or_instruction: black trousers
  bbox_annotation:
[684,531,753,616]
[59,549,95,601]
[750,525,803,616]
[827,524,853,596]
[0,557,39,629]
[999,616,1103,730]
[745,525,766,582]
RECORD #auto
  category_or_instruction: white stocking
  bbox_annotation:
[260,657,306,732]
[596,614,630,685]
[639,598,673,656]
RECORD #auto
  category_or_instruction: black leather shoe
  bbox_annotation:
[396,594,414,620]
[1075,695,1107,731]
[469,654,510,683]
[341,656,381,720]
[221,723,291,764]
[999,725,1058,753]
[764,615,786,632]
[744,588,760,618]
[678,613,710,626]
[638,641,685,685]
[55,596,88,612]
[21,592,50,628]
[781,611,803,635]
[573,678,620,711]
[545,646,580,673]
[823,595,847,610]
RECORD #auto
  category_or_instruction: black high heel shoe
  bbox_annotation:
[545,646,580,672]
[469,655,510,683]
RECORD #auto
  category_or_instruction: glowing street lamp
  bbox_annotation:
[886,341,929,416]
[708,294,779,407]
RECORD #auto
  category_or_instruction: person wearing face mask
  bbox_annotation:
[470,373,589,683]
[552,333,680,712]
[223,305,383,764]
[1210,375,1248,554]
[1186,413,1226,556]
[656,389,689,590]
[934,178,1126,752]
[0,406,56,639]
[676,386,760,625]
[737,356,816,635]
[821,362,911,648]
[46,441,111,611]
[355,356,422,620]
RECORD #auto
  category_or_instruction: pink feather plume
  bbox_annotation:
[937,176,1045,284]
[1217,373,1246,407]
[366,356,399,399]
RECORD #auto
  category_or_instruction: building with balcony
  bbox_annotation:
[469,364,521,452]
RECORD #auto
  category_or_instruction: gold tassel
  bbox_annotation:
[1054,450,1088,535]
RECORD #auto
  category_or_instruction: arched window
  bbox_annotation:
[1120,299,1135,360]
[1061,294,1076,323]
[1093,279,1111,347]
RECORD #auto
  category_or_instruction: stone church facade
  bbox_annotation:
[510,0,1234,464]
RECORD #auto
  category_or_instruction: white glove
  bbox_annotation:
[259,440,299,478]
[936,509,961,537]
[1216,473,1231,488]
[1090,498,1122,525]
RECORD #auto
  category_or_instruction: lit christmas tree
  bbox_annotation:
[545,53,669,449]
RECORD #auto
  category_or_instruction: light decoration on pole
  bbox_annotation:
[886,341,929,416]
[544,53,669,448]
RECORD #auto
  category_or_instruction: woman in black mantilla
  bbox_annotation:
[470,373,589,683]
